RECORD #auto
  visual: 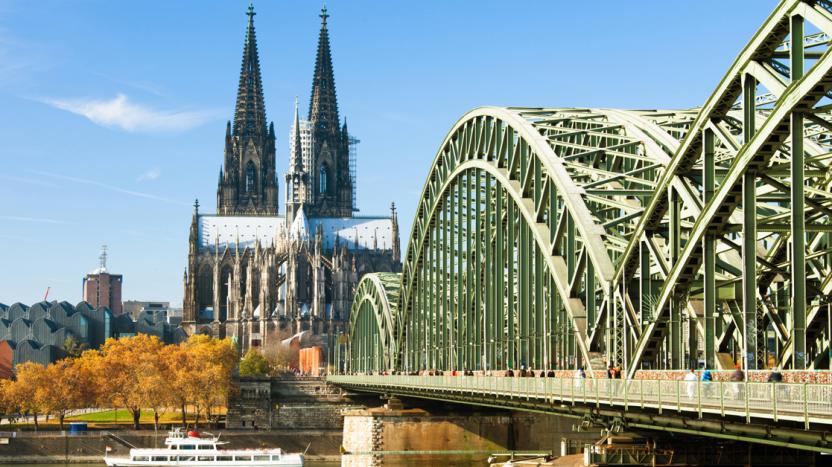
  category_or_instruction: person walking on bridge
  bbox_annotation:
[684,368,698,399]
[730,366,744,400]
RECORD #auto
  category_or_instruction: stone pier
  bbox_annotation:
[340,402,578,467]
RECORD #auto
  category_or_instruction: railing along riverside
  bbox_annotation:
[328,375,832,428]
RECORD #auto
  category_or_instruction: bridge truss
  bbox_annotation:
[349,0,832,377]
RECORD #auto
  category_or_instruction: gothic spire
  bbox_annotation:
[308,5,339,129]
[234,3,267,138]
[290,98,304,173]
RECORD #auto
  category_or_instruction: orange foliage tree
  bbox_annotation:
[40,358,94,429]
[4,334,237,430]
[93,334,166,429]
[12,362,48,430]
[180,335,237,428]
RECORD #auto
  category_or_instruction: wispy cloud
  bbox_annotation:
[0,215,69,224]
[40,93,217,133]
[137,167,161,182]
[92,72,166,97]
[31,170,189,207]
[0,174,55,187]
[0,28,47,86]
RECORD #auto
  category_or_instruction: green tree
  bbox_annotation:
[63,336,88,359]
[239,348,270,377]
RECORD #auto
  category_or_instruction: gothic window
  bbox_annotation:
[320,164,329,194]
[246,161,257,193]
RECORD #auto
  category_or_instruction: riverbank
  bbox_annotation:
[0,429,342,464]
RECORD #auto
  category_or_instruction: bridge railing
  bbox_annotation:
[328,375,832,427]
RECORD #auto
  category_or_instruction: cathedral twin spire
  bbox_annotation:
[309,5,340,130]
[233,4,267,138]
[219,4,351,219]
[217,3,277,216]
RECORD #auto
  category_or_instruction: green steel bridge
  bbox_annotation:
[333,0,832,452]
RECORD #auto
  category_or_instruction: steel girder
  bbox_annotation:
[621,0,832,377]
[348,0,832,377]
[348,272,400,373]
[389,106,722,375]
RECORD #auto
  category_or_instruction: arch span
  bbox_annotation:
[347,0,832,377]
[348,272,401,373]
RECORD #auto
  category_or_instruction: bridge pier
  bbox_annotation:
[340,401,581,467]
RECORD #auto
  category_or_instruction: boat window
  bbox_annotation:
[253,455,270,461]
[198,444,213,449]
[181,445,196,450]
[170,445,178,449]
[198,456,214,461]
[216,456,233,461]
[133,456,149,461]
[151,456,168,462]
[235,455,253,461]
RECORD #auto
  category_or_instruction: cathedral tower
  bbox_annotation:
[217,5,278,216]
[307,6,353,218]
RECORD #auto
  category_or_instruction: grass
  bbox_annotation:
[66,409,183,423]
[6,406,229,430]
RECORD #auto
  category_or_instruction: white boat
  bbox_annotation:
[104,428,304,467]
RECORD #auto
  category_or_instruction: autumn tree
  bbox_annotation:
[13,362,48,430]
[39,358,94,429]
[182,335,236,428]
[262,332,300,372]
[161,341,196,428]
[96,334,166,429]
[0,379,13,424]
[239,348,270,377]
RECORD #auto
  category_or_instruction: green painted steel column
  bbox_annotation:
[485,172,493,371]
[640,240,651,324]
[507,198,516,369]
[453,177,460,370]
[703,128,716,370]
[791,13,807,370]
[742,73,759,371]
[669,187,682,369]
[496,184,505,369]
[475,169,483,371]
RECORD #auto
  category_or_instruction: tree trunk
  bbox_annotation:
[59,413,65,431]
[194,406,200,430]
[132,408,141,429]
[206,406,212,428]
[181,403,187,428]
[154,410,159,431]
[33,412,39,431]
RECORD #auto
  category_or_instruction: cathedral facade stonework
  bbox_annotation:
[182,6,401,353]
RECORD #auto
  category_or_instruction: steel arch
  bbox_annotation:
[621,0,832,377]
[395,107,711,375]
[348,272,400,373]
[346,0,832,378]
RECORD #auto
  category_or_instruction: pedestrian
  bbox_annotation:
[701,369,713,398]
[505,367,514,377]
[730,366,744,399]
[684,368,698,399]
[607,365,613,379]
[767,367,783,383]
[574,366,586,389]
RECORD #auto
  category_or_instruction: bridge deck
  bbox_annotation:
[329,375,832,428]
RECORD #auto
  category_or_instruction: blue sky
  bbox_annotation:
[0,0,778,306]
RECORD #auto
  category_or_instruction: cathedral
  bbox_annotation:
[182,5,401,352]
